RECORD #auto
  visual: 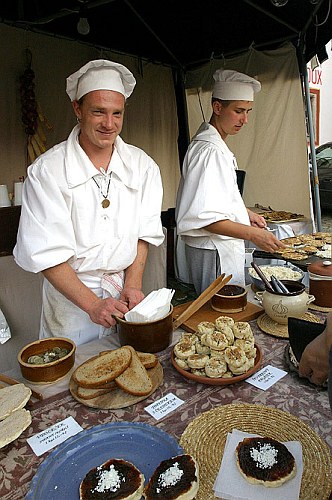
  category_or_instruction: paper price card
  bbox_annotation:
[145,393,184,420]
[27,416,83,456]
[245,364,287,390]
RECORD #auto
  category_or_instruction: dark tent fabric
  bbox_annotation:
[0,0,331,68]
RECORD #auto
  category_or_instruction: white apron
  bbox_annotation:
[40,271,124,345]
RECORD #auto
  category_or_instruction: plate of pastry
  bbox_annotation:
[171,317,262,385]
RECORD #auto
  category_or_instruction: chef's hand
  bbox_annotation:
[87,297,129,327]
[298,333,329,386]
[247,209,267,228]
[249,227,286,253]
[299,312,332,386]
[120,286,145,310]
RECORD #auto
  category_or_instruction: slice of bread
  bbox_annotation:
[0,408,32,449]
[79,458,145,500]
[0,384,32,421]
[99,350,158,370]
[72,347,132,388]
[115,346,153,396]
[136,352,159,369]
[76,382,116,400]
[144,454,199,499]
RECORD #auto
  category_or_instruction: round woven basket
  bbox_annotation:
[179,403,332,500]
[257,312,321,338]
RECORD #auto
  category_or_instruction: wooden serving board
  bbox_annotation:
[69,362,163,409]
[173,301,263,333]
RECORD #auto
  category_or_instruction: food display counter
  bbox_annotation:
[0,308,331,500]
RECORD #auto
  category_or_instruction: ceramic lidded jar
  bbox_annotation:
[255,280,315,325]
[308,260,332,308]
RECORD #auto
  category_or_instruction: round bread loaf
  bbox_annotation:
[236,436,296,487]
[144,454,199,500]
[79,458,144,499]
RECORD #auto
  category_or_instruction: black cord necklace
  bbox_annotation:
[92,173,112,208]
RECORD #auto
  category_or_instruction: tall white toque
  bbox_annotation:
[66,59,136,101]
[212,69,261,101]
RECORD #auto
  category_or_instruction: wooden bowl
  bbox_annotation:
[210,284,247,313]
[116,306,173,353]
[18,337,76,384]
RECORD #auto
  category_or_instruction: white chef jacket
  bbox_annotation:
[14,125,164,344]
[176,122,250,285]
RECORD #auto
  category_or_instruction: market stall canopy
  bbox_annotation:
[0,0,331,69]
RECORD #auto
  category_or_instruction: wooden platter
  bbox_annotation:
[69,361,163,409]
[173,301,263,333]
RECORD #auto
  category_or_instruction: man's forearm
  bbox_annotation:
[205,219,253,240]
[124,239,149,290]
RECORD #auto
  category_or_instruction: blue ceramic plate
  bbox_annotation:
[26,421,183,499]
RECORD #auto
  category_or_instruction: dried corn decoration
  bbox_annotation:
[19,50,53,164]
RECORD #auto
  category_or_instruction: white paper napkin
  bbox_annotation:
[0,308,11,344]
[124,288,174,323]
[213,429,303,500]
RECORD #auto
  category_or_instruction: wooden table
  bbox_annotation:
[0,312,331,499]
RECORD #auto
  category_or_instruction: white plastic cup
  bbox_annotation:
[14,181,23,206]
[0,185,11,207]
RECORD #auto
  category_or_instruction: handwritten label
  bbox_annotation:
[27,416,83,456]
[145,393,184,420]
[245,364,287,390]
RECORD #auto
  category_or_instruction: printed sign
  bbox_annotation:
[27,416,83,456]
[245,364,287,390]
[145,393,184,420]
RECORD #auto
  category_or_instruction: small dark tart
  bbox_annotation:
[79,458,144,499]
[144,454,199,499]
[236,437,296,487]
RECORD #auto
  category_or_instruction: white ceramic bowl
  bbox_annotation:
[249,263,304,291]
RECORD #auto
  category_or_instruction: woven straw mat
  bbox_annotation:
[179,403,332,500]
[257,312,322,338]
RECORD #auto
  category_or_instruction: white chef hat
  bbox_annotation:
[212,69,261,101]
[66,59,136,101]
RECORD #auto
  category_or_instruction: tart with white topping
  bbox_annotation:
[236,437,296,487]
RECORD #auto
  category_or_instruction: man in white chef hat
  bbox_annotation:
[14,59,164,344]
[176,68,285,294]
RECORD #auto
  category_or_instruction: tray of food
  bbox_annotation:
[69,346,163,409]
[26,422,188,499]
[254,231,331,267]
[171,316,262,385]
[258,209,306,223]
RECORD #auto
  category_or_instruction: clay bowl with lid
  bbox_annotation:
[210,284,247,313]
[18,337,76,384]
[115,305,174,353]
[308,260,332,308]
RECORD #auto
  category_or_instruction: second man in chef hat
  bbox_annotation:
[176,68,285,294]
